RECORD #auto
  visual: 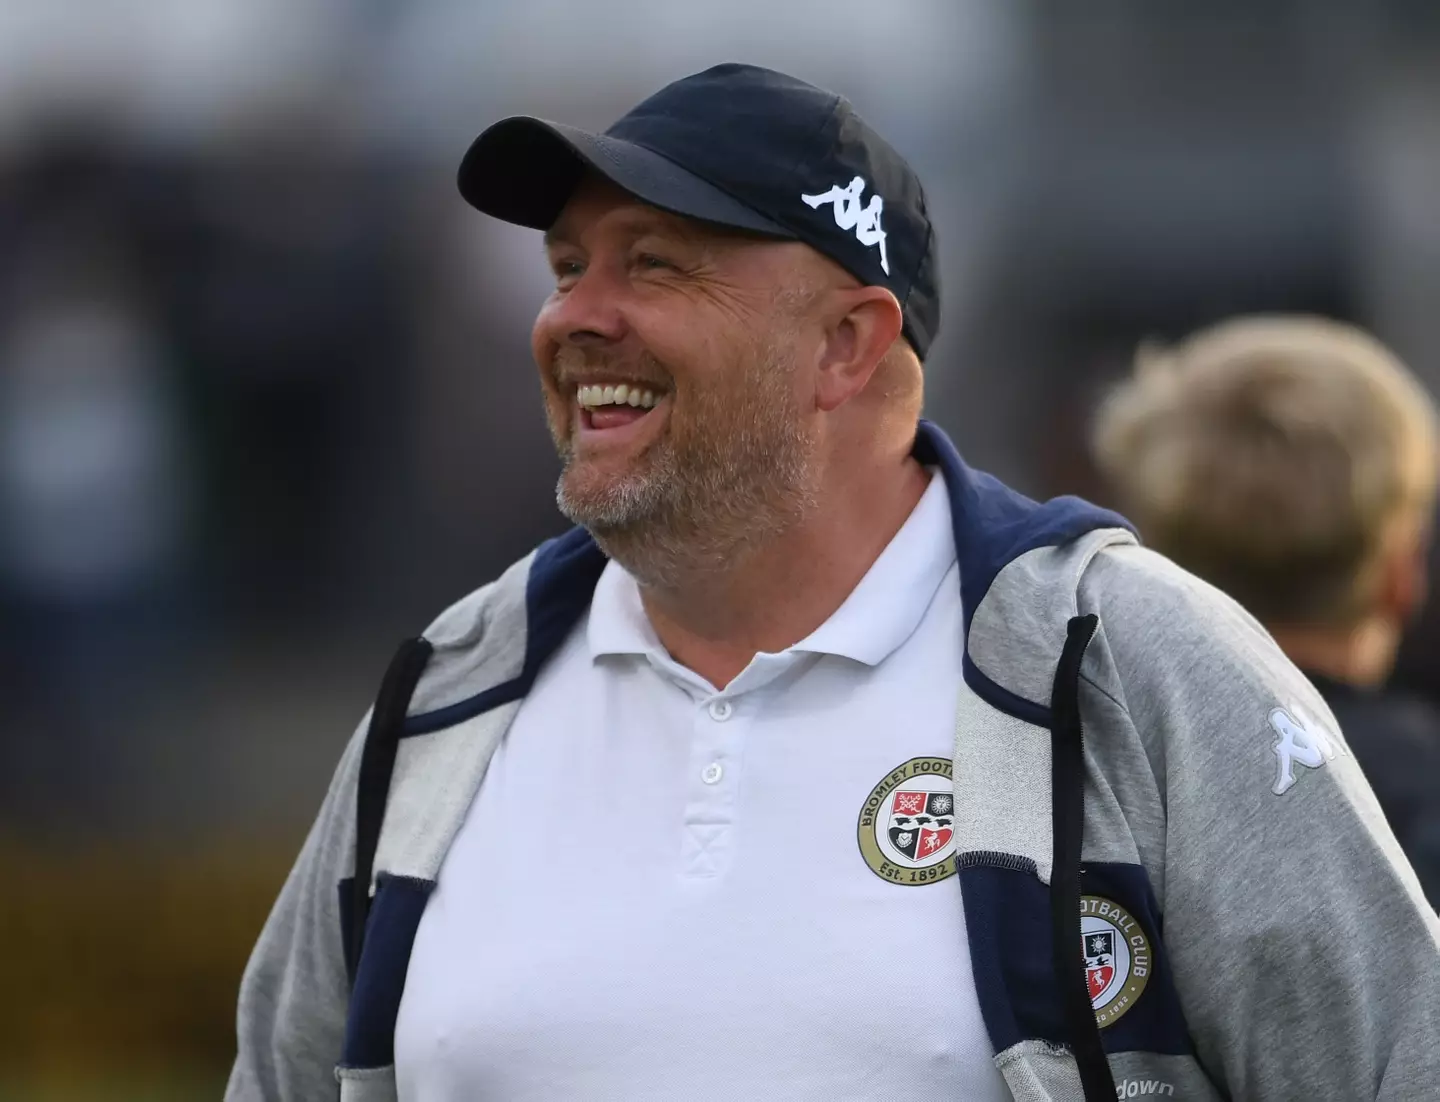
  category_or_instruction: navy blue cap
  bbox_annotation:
[458,63,940,360]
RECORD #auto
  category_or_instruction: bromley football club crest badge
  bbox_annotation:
[1081,895,1152,1027]
[857,757,958,886]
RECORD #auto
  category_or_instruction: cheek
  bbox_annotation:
[531,324,573,416]
[531,305,558,377]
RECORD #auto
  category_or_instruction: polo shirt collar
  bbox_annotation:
[587,555,666,659]
[587,469,956,669]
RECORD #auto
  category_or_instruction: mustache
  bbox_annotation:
[551,345,673,390]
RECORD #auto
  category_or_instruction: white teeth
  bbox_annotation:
[577,383,663,410]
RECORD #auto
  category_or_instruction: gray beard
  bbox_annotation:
[556,407,816,591]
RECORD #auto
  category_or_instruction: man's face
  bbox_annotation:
[531,178,822,583]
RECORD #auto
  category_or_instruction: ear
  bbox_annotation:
[812,286,905,413]
[1376,510,1433,625]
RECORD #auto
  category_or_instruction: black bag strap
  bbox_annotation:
[349,637,433,984]
[1048,613,1117,1101]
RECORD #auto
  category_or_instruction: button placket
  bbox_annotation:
[680,696,746,878]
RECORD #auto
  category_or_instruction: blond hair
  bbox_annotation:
[1092,315,1439,626]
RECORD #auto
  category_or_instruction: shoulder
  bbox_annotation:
[1071,544,1296,688]
[406,527,608,720]
[421,549,537,651]
[1076,545,1344,784]
[406,545,543,716]
[1076,543,1321,731]
[1078,543,1285,677]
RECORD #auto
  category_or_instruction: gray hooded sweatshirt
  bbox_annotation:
[226,421,1440,1102]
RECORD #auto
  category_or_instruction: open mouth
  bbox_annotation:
[576,382,668,432]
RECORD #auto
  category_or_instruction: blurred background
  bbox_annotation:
[2,1,1440,1096]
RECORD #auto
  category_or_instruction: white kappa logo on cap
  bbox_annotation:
[801,176,889,275]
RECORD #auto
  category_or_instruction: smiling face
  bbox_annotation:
[532,177,825,585]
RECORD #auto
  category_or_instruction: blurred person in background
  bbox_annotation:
[0,224,192,828]
[1092,315,1440,907]
[229,68,1440,1102]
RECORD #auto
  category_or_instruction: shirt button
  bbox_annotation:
[701,762,724,785]
[708,700,733,721]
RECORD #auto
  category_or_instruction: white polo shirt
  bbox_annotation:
[395,471,1008,1101]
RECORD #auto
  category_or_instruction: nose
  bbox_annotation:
[534,260,629,354]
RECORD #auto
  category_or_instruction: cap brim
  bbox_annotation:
[457,117,794,238]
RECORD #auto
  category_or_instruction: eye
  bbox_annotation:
[636,253,675,272]
[550,258,584,287]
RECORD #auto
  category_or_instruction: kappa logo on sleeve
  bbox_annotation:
[1269,705,1344,795]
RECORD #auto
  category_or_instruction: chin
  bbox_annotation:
[558,469,652,528]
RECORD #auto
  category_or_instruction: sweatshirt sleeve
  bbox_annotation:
[224,719,365,1102]
[1082,546,1440,1102]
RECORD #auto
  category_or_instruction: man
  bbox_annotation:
[1092,315,1440,907]
[227,65,1440,1102]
